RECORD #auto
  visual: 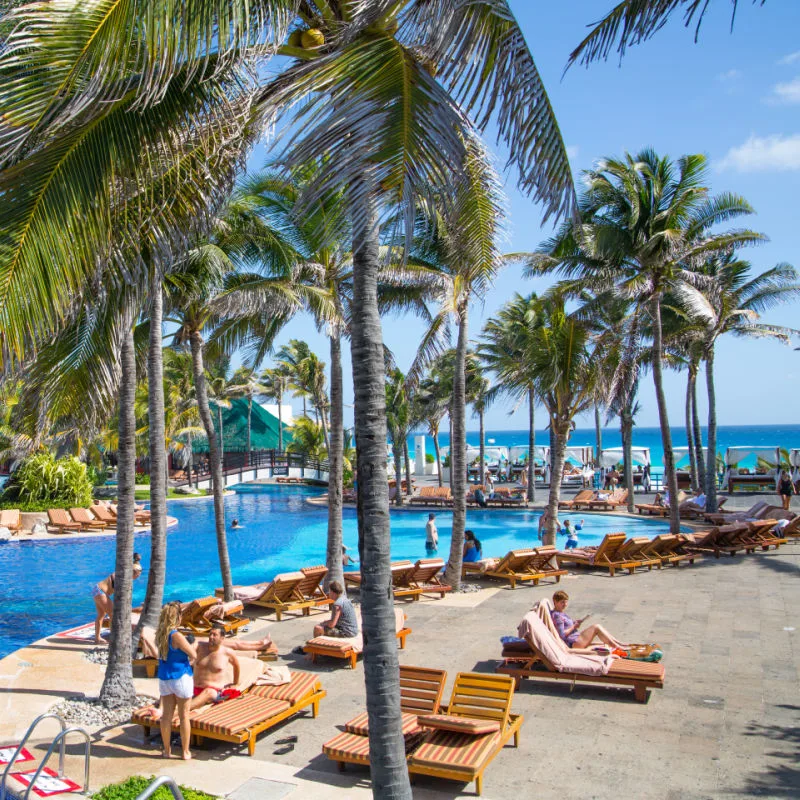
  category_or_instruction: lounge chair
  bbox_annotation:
[641,534,700,567]
[559,489,594,510]
[344,560,414,591]
[0,509,22,532]
[745,519,787,549]
[46,508,82,534]
[615,537,661,571]
[408,486,453,506]
[486,488,525,507]
[584,488,628,511]
[69,507,108,531]
[132,669,325,756]
[482,549,547,589]
[89,502,117,525]
[296,565,334,612]
[703,500,769,525]
[394,558,452,600]
[180,596,250,636]
[303,608,410,669]
[679,523,756,558]
[497,602,664,703]
[557,532,643,576]
[406,672,523,796]
[217,571,315,620]
[322,665,447,770]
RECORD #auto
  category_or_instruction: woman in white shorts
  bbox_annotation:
[155,602,196,759]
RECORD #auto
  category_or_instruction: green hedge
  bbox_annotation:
[92,776,219,800]
[0,500,73,512]
[1,452,93,508]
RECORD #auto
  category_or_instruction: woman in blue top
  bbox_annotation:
[156,602,196,760]
[463,530,482,563]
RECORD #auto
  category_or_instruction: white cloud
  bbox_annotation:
[770,77,800,104]
[566,145,579,160]
[778,51,800,66]
[717,68,741,82]
[718,134,800,172]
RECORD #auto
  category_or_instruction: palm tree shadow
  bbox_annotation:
[726,712,800,796]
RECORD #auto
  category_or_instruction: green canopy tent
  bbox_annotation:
[191,398,293,454]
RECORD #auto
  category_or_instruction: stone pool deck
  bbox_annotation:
[1,517,797,799]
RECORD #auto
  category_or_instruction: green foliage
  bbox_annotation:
[135,472,151,485]
[2,452,92,508]
[87,465,110,486]
[92,776,219,800]
[425,452,435,464]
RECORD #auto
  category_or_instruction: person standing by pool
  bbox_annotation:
[91,553,142,644]
[342,545,357,568]
[425,513,438,553]
[156,602,197,760]
[313,581,359,638]
[778,470,795,511]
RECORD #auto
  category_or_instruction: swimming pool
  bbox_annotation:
[0,485,674,660]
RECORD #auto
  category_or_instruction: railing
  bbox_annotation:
[134,777,184,800]
[173,450,330,485]
[1,714,66,800]
[22,729,90,800]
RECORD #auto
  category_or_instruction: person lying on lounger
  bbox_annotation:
[550,590,628,651]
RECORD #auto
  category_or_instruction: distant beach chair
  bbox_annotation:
[0,509,22,532]
[46,508,82,534]
[216,571,313,621]
[556,532,642,576]
[179,596,250,636]
[559,489,594,510]
[69,507,108,531]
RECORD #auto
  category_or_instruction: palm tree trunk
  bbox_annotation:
[217,405,225,467]
[705,345,719,512]
[392,440,404,507]
[544,419,570,546]
[247,396,252,455]
[651,296,680,533]
[594,403,603,473]
[277,396,284,453]
[403,439,412,496]
[685,367,698,492]
[621,408,634,513]
[135,280,167,635]
[320,403,330,451]
[478,407,485,486]
[432,427,443,488]
[99,323,136,708]
[527,389,536,502]
[190,332,233,600]
[448,416,454,490]
[691,364,706,492]
[444,304,468,589]
[325,329,344,590]
[349,188,410,800]
[187,431,193,490]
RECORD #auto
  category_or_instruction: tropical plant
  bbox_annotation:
[227,367,270,455]
[275,340,315,419]
[2,451,93,508]
[673,254,800,510]
[260,367,292,452]
[286,417,327,461]
[385,369,413,506]
[528,149,762,532]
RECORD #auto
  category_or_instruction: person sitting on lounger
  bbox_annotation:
[680,489,706,512]
[313,581,358,638]
[463,530,482,562]
[550,590,628,650]
[653,493,664,507]
[473,487,488,508]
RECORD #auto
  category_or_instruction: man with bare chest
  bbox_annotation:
[190,623,243,707]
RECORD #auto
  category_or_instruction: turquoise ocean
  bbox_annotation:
[408,424,800,471]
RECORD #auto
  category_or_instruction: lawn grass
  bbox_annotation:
[134,489,211,501]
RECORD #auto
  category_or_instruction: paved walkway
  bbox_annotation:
[1,526,798,799]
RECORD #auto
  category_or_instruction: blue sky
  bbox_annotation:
[248,1,800,431]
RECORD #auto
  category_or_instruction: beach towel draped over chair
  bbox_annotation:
[179,596,250,636]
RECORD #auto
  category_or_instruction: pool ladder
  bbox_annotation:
[0,713,91,800]
[134,777,185,800]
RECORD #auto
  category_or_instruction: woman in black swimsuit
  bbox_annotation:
[778,470,795,511]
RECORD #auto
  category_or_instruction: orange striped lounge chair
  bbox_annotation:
[497,602,664,704]
[556,533,643,576]
[323,665,447,770]
[0,509,22,532]
[69,507,109,531]
[132,669,325,756]
[46,508,82,534]
[304,608,411,669]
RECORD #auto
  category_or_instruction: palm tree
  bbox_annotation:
[163,349,203,488]
[2,2,575,790]
[260,366,292,452]
[465,352,491,486]
[227,366,269,456]
[479,293,542,503]
[414,365,451,489]
[569,0,769,68]
[673,254,800,510]
[206,361,236,466]
[385,369,413,506]
[528,150,762,532]
[275,340,314,419]
[287,417,326,461]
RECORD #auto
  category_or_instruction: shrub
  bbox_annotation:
[87,465,110,486]
[135,472,151,485]
[425,453,435,464]
[92,776,219,800]
[2,452,93,509]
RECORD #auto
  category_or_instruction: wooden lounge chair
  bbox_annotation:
[344,560,413,591]
[615,537,661,571]
[46,508,82,534]
[679,523,755,558]
[132,669,325,756]
[217,571,314,620]
[745,519,787,549]
[0,509,22,532]
[322,665,447,770]
[406,672,523,796]
[69,507,108,531]
[296,565,333,612]
[409,486,452,506]
[703,501,769,525]
[524,546,569,583]
[482,549,540,589]
[394,559,452,600]
[556,533,642,576]
[303,608,411,669]
[180,596,250,636]
[486,487,525,507]
[634,502,669,516]
[89,503,117,525]
[559,489,594,510]
[584,488,628,511]
[641,534,700,567]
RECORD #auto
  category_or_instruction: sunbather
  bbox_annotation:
[550,590,628,650]
[91,554,142,644]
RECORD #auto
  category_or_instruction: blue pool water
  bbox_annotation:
[0,485,674,660]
